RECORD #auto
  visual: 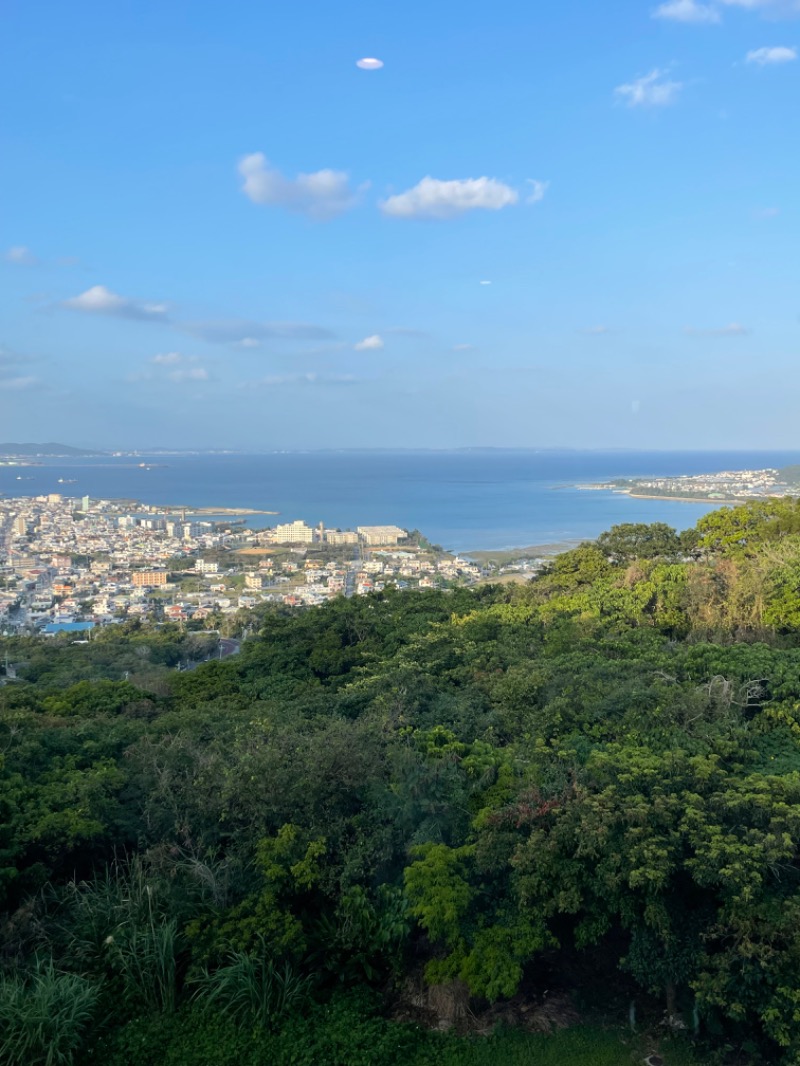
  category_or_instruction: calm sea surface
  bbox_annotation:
[3,450,799,552]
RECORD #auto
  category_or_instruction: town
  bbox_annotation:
[0,493,487,634]
[582,466,800,503]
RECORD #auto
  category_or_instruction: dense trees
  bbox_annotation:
[7,502,800,1062]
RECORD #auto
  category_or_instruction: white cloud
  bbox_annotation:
[479,280,492,286]
[615,69,683,107]
[653,0,721,22]
[356,57,383,70]
[526,179,549,204]
[354,334,384,351]
[63,285,170,322]
[168,367,209,383]
[381,176,519,219]
[746,45,797,64]
[5,245,38,265]
[238,153,363,220]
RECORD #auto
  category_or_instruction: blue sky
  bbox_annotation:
[1,0,798,450]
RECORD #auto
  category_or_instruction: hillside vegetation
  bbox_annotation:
[6,500,800,1063]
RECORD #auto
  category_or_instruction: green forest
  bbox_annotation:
[6,498,800,1064]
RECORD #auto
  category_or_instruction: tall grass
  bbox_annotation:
[50,856,180,1014]
[193,939,310,1028]
[0,958,99,1066]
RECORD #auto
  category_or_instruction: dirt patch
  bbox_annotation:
[391,974,578,1036]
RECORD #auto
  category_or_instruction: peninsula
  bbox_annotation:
[580,465,800,504]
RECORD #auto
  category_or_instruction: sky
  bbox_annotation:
[1,0,798,450]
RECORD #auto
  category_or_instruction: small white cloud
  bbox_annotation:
[238,337,262,349]
[238,153,363,220]
[653,0,721,22]
[63,284,170,322]
[381,176,519,219]
[5,245,38,265]
[746,46,797,65]
[615,69,683,107]
[354,334,384,351]
[356,57,383,70]
[168,367,209,383]
[479,280,492,285]
[526,179,549,204]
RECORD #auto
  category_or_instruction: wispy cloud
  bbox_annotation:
[720,0,800,12]
[653,0,721,22]
[615,69,683,107]
[238,153,365,220]
[381,176,523,219]
[5,245,39,265]
[354,334,384,351]
[582,325,612,335]
[0,375,42,391]
[526,180,550,204]
[184,319,335,346]
[63,285,170,322]
[356,57,383,70]
[151,352,192,366]
[248,372,359,388]
[168,367,209,383]
[452,344,475,352]
[0,344,35,367]
[746,45,797,65]
[685,322,751,336]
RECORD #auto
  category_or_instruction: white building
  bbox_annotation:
[274,520,315,544]
[357,525,407,546]
[325,530,359,546]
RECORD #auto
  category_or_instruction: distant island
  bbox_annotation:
[0,442,106,458]
[579,465,800,503]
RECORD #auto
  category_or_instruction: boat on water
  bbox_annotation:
[57,478,77,484]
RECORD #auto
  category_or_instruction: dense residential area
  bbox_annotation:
[0,494,484,633]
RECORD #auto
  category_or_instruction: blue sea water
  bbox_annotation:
[3,450,800,552]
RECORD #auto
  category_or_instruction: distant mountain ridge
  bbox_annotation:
[0,442,106,457]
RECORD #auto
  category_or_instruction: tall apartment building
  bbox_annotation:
[132,571,168,587]
[274,520,315,544]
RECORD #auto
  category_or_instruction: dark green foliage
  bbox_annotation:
[0,958,99,1066]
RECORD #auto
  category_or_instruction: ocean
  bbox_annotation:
[2,450,799,553]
